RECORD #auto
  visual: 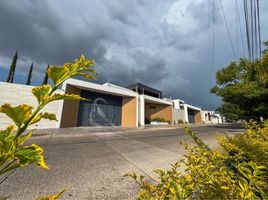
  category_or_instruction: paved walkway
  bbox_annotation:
[33,123,222,137]
[1,124,244,200]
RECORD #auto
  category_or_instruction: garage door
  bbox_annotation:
[77,90,122,126]
[188,109,195,124]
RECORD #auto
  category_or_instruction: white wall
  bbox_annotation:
[173,109,186,124]
[0,82,63,130]
[202,110,224,124]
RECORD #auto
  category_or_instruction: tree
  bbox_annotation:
[26,63,33,85]
[42,65,49,85]
[6,51,18,83]
[263,41,268,55]
[211,53,268,120]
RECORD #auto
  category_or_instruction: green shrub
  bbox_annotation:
[151,117,168,123]
[126,121,268,199]
[177,119,184,124]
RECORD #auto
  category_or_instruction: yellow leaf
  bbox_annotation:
[17,131,32,146]
[0,104,33,127]
[47,55,96,87]
[15,144,49,170]
[30,112,57,125]
[32,85,52,104]
[48,93,88,102]
[36,189,66,200]
[47,66,69,86]
[220,186,229,190]
[0,125,15,140]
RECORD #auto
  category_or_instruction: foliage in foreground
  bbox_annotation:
[126,121,268,199]
[0,55,96,199]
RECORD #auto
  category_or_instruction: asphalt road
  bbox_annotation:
[0,124,243,200]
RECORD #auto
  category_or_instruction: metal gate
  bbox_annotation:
[77,90,122,126]
[188,109,195,124]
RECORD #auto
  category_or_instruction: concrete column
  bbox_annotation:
[184,104,189,123]
[139,95,145,126]
[136,96,139,127]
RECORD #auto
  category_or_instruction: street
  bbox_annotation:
[0,124,243,200]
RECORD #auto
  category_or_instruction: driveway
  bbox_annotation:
[0,124,243,200]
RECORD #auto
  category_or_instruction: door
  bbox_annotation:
[188,109,195,124]
[78,90,122,126]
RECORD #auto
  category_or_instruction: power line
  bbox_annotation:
[219,0,236,60]
[256,0,262,58]
[243,0,252,60]
[253,0,258,59]
[235,0,246,58]
[212,0,215,72]
[242,0,262,61]
[250,0,254,60]
[235,0,239,58]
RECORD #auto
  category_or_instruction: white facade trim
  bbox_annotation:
[64,79,138,98]
[184,103,202,111]
[143,94,173,105]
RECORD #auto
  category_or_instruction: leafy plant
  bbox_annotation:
[151,117,169,123]
[126,121,268,199]
[177,119,184,124]
[211,50,268,121]
[0,55,96,198]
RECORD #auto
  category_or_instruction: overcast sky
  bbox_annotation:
[0,0,267,110]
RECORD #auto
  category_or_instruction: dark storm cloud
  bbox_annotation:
[0,0,267,109]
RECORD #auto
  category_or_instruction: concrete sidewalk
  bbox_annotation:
[32,123,223,137]
[2,124,242,200]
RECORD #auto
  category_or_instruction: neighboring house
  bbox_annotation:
[60,79,139,128]
[202,110,225,124]
[0,79,223,129]
[60,79,173,128]
[127,83,173,126]
[172,99,202,124]
[172,99,186,124]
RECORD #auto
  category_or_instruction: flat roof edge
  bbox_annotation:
[143,94,173,105]
[64,79,138,97]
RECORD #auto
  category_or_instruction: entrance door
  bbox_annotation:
[188,109,195,124]
[77,90,122,126]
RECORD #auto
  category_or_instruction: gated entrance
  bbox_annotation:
[77,90,122,126]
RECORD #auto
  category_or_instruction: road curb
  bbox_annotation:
[31,124,223,138]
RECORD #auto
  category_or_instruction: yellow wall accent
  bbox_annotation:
[194,111,202,124]
[145,103,173,123]
[121,97,137,127]
[60,85,81,128]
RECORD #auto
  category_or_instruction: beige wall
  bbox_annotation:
[0,82,63,129]
[194,111,202,124]
[121,97,137,127]
[145,103,173,123]
[60,85,81,128]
